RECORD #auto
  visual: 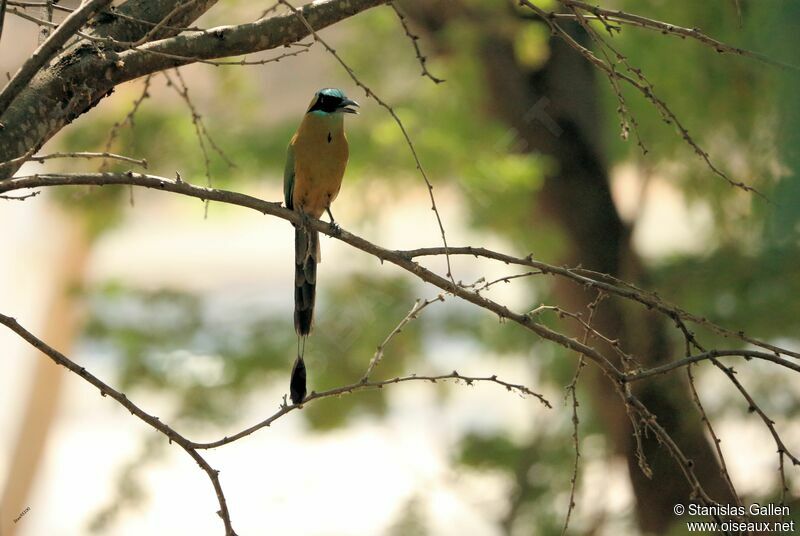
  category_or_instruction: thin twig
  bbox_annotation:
[31,151,147,167]
[199,48,308,65]
[567,6,647,154]
[388,2,444,84]
[673,315,742,509]
[520,0,764,197]
[626,395,726,511]
[532,303,637,368]
[362,294,445,381]
[686,363,743,508]
[99,74,153,204]
[472,271,543,293]
[129,0,198,47]
[101,75,151,169]
[561,292,604,535]
[163,69,235,217]
[0,190,39,200]
[558,0,796,71]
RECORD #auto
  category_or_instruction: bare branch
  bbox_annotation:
[0,307,550,534]
[3,174,798,380]
[0,313,238,536]
[627,349,800,380]
[389,2,445,84]
[558,0,797,71]
[0,0,114,118]
[191,371,551,450]
[561,292,604,535]
[398,246,800,361]
[0,172,626,380]
[686,363,743,509]
[101,75,153,172]
[520,0,764,197]
[362,294,445,381]
[0,190,39,201]
[1,151,147,169]
[114,0,390,75]
[7,1,71,14]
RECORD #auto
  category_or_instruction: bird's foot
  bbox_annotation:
[325,207,341,236]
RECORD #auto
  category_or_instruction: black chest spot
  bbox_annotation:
[327,132,332,143]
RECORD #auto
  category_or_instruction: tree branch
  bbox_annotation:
[4,172,797,384]
[190,371,551,450]
[0,0,114,118]
[398,247,800,361]
[0,306,550,532]
[0,0,388,178]
[91,0,390,80]
[2,172,797,529]
[0,171,625,379]
[626,349,800,381]
[557,0,798,71]
[0,312,237,535]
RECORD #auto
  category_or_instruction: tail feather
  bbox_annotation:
[291,226,318,404]
[290,355,307,404]
[294,227,319,336]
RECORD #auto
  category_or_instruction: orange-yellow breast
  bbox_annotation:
[291,114,349,219]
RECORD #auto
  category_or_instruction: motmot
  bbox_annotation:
[284,88,359,404]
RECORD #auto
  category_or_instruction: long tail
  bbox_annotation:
[294,226,318,337]
[290,226,319,404]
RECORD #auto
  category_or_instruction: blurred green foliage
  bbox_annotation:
[82,274,422,428]
[59,0,800,533]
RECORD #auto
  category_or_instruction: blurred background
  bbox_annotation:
[1,0,798,534]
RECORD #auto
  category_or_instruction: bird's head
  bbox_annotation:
[306,88,360,116]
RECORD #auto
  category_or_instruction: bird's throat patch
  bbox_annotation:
[327,132,332,143]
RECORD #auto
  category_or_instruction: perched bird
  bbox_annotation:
[284,88,359,404]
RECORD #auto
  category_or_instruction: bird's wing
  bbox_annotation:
[283,139,296,210]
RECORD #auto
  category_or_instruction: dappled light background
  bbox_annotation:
[1,1,798,535]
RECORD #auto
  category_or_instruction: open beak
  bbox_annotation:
[338,98,360,114]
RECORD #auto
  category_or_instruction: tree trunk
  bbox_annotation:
[481,25,736,534]
[403,4,736,531]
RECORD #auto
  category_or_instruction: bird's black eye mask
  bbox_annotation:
[307,94,341,114]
